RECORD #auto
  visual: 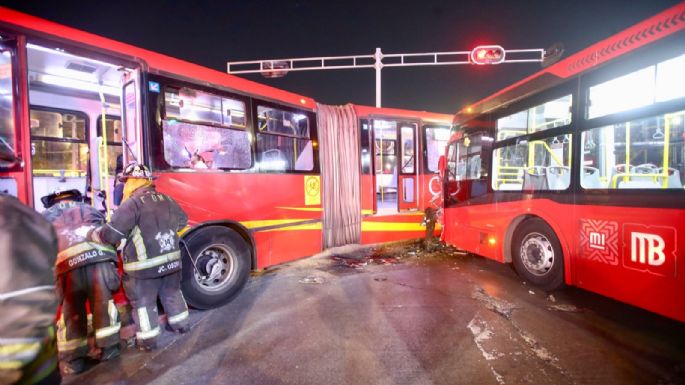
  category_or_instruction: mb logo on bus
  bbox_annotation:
[623,224,677,277]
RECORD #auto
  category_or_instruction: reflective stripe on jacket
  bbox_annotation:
[98,186,188,279]
[0,194,59,383]
[43,201,116,275]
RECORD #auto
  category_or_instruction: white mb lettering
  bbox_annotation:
[631,232,666,266]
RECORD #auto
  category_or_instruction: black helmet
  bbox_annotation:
[120,162,155,182]
[41,189,85,209]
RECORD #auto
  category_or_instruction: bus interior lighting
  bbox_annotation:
[27,43,119,69]
[38,74,120,96]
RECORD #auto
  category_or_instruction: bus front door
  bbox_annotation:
[0,38,26,201]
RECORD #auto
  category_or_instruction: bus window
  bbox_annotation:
[0,49,15,167]
[425,126,450,173]
[165,87,246,129]
[492,134,571,191]
[581,110,685,189]
[492,142,526,191]
[497,95,572,140]
[656,53,685,103]
[123,80,139,162]
[454,135,483,181]
[400,125,415,173]
[30,109,88,177]
[256,105,313,172]
[97,115,123,175]
[529,95,572,133]
[162,120,251,170]
[496,111,527,141]
[360,119,371,174]
[162,87,251,170]
[588,67,655,119]
[588,53,685,119]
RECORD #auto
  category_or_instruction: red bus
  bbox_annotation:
[441,2,685,322]
[0,7,451,308]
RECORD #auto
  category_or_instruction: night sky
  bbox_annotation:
[1,0,682,114]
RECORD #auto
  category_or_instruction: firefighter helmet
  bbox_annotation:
[120,162,155,181]
[41,189,86,208]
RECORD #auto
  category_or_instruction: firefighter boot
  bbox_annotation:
[100,344,121,361]
[62,357,97,375]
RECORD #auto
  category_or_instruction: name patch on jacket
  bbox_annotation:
[56,242,116,275]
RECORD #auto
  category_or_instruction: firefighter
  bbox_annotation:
[0,193,61,385]
[89,163,190,351]
[41,189,121,374]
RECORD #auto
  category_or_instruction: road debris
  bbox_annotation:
[546,304,581,313]
[467,315,506,384]
[472,286,517,320]
[299,276,325,284]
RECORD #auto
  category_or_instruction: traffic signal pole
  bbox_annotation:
[227,46,547,107]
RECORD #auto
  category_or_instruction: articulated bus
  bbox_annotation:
[0,7,451,308]
[441,2,685,322]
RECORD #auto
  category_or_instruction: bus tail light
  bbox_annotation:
[480,232,497,246]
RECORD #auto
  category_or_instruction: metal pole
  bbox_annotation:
[374,48,382,108]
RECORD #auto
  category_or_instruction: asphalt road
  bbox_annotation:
[65,241,685,385]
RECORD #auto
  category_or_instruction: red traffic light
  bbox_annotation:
[470,45,505,65]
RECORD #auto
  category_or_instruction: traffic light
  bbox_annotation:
[470,45,505,65]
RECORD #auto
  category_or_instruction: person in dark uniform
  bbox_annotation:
[0,193,61,385]
[90,163,190,351]
[41,190,121,375]
[112,154,124,207]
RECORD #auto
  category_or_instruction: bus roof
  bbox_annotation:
[0,6,317,110]
[453,1,685,125]
[353,105,453,124]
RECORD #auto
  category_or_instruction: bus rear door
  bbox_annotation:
[397,122,418,211]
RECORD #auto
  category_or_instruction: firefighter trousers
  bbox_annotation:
[122,271,189,348]
[56,263,121,362]
[0,327,61,385]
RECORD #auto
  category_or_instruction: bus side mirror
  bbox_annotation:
[0,147,19,170]
[438,155,446,179]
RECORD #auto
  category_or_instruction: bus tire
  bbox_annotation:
[180,226,250,309]
[512,218,565,291]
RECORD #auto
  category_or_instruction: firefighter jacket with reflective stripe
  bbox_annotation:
[43,201,117,276]
[0,194,59,373]
[98,186,188,279]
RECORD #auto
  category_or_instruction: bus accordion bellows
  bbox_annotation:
[440,1,685,322]
[0,7,451,309]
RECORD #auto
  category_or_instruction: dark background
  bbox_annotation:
[1,0,681,113]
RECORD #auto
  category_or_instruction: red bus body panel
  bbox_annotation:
[443,2,685,322]
[155,172,323,269]
[444,199,685,322]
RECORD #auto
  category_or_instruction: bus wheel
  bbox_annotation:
[512,218,564,291]
[181,226,250,309]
